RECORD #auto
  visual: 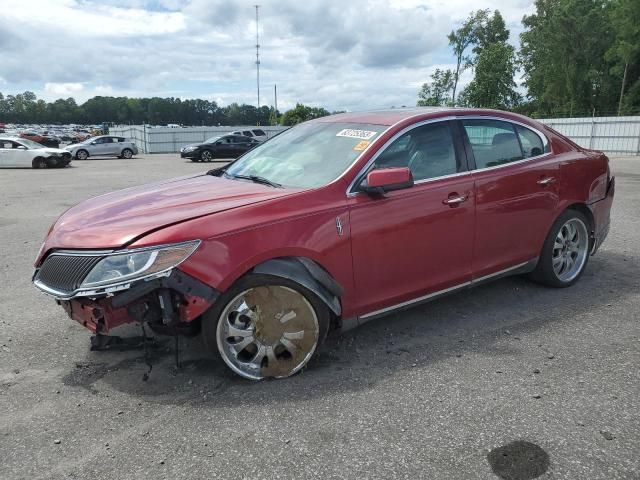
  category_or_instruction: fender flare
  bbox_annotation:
[252,257,343,316]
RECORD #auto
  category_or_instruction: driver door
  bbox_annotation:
[348,120,475,316]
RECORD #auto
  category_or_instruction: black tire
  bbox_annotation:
[76,149,89,160]
[202,273,330,379]
[200,150,213,162]
[530,209,592,288]
[32,157,47,169]
[31,157,48,169]
[121,148,133,159]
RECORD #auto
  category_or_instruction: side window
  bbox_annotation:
[374,122,459,181]
[252,129,266,136]
[103,137,114,143]
[462,119,523,168]
[242,131,252,137]
[516,125,545,158]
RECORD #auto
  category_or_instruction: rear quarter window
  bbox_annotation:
[516,125,546,158]
[462,119,524,169]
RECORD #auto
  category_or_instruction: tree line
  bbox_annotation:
[418,0,640,117]
[0,91,337,127]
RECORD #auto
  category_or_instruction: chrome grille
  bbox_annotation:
[35,254,103,294]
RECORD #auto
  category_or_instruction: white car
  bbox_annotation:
[65,135,139,160]
[0,137,72,168]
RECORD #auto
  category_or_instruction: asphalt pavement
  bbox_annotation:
[1,154,638,479]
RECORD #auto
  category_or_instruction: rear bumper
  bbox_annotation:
[55,269,219,334]
[589,176,614,254]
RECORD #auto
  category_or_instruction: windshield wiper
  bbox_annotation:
[225,173,282,188]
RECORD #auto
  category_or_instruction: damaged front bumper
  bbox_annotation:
[35,265,218,335]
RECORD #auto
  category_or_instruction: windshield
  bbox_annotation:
[18,138,47,149]
[205,136,221,144]
[224,122,386,188]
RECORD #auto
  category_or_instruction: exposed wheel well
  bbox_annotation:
[566,203,595,233]
[235,256,344,330]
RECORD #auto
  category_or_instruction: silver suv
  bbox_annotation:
[66,136,139,160]
[231,129,267,142]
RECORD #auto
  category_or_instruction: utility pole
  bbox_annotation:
[255,5,261,111]
[274,84,278,125]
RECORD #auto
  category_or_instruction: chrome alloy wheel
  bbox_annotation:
[216,286,320,380]
[552,218,589,282]
[201,150,213,162]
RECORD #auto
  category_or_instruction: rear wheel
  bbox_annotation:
[121,148,133,159]
[531,210,591,287]
[75,149,88,160]
[201,150,213,162]
[32,157,47,169]
[202,274,330,380]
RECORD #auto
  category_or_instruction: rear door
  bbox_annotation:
[349,120,475,316]
[459,118,559,278]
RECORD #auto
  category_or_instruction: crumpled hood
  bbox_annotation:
[42,174,299,251]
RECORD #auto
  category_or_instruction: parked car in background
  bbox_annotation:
[32,108,614,381]
[231,128,268,142]
[0,137,72,168]
[180,134,259,161]
[66,136,138,160]
[19,131,61,148]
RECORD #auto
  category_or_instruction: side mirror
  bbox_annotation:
[215,141,222,145]
[90,141,97,145]
[361,167,414,196]
[16,145,27,150]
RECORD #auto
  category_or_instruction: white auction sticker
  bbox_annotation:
[336,129,378,140]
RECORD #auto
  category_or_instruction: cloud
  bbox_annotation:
[44,82,85,96]
[0,0,536,112]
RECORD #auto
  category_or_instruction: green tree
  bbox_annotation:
[280,103,330,126]
[448,9,488,104]
[459,42,521,109]
[417,69,455,106]
[459,10,520,109]
[520,0,618,116]
[606,0,640,114]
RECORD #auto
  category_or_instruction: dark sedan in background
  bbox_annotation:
[180,134,259,162]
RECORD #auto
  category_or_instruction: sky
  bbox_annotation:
[0,0,536,112]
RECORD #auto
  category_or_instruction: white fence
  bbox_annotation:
[109,125,288,154]
[538,116,640,156]
[112,116,640,156]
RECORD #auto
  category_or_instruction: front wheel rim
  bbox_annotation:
[123,149,132,158]
[552,218,589,282]
[216,286,320,380]
[202,151,212,161]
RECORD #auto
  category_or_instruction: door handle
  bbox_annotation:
[537,176,556,186]
[443,194,468,206]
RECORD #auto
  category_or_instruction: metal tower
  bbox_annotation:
[255,5,261,109]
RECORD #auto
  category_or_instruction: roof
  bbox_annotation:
[316,107,538,127]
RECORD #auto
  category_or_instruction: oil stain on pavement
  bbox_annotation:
[487,440,549,479]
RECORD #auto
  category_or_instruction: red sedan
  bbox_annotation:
[33,108,614,380]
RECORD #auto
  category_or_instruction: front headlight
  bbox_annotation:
[183,146,197,152]
[80,240,200,288]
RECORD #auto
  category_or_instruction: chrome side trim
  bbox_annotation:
[358,261,530,321]
[360,281,472,320]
